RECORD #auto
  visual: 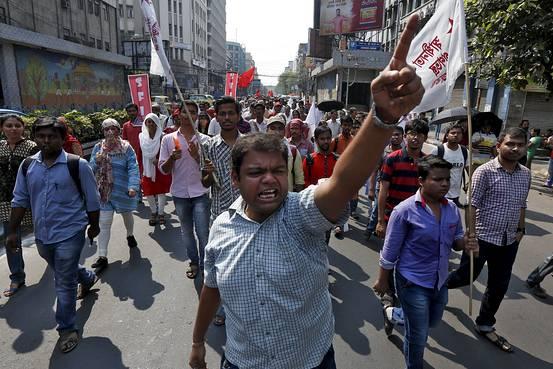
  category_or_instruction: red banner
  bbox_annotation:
[238,67,255,88]
[225,72,239,97]
[128,74,152,121]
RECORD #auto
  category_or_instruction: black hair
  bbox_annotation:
[393,126,404,135]
[180,100,199,113]
[341,116,353,125]
[0,114,25,127]
[32,116,67,138]
[314,125,332,139]
[125,103,139,111]
[445,123,464,137]
[498,127,528,144]
[215,96,241,115]
[418,155,453,180]
[533,128,541,135]
[405,118,430,136]
[232,133,288,175]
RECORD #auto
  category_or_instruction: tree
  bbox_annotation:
[466,0,553,92]
[276,71,299,95]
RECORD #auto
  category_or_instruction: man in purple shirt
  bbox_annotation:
[159,101,210,280]
[374,156,478,369]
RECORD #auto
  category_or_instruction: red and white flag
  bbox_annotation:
[128,74,152,121]
[141,0,173,85]
[225,72,239,97]
[406,0,468,112]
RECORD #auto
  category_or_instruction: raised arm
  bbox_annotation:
[315,15,424,222]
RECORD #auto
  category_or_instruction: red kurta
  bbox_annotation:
[141,166,172,196]
[122,120,143,173]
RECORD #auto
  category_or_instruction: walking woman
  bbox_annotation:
[0,114,38,297]
[139,113,171,226]
[89,118,140,271]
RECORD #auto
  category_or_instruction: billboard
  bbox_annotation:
[319,0,384,36]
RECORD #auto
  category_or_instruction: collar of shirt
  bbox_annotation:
[35,149,67,165]
[491,156,522,172]
[212,131,242,147]
[415,190,448,208]
[401,147,424,160]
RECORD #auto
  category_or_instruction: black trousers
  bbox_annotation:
[527,253,553,287]
[447,239,519,328]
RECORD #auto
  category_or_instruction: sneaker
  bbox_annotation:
[91,256,108,271]
[149,212,158,226]
[127,235,138,248]
[526,282,547,299]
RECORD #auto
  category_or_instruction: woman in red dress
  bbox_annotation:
[139,113,172,225]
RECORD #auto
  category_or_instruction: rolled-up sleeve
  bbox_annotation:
[11,164,31,209]
[79,160,101,212]
[380,209,407,270]
[158,134,173,175]
[293,185,349,235]
[454,208,464,240]
[126,146,140,190]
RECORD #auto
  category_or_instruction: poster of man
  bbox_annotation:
[319,0,384,36]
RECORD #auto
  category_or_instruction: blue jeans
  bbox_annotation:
[173,194,210,268]
[3,221,25,284]
[396,272,448,369]
[221,345,336,369]
[365,187,379,233]
[546,158,553,187]
[36,229,95,333]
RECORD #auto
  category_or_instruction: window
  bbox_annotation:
[90,36,95,46]
[179,1,182,15]
[103,4,109,20]
[88,0,93,13]
[96,39,102,49]
[80,33,87,42]
[169,23,172,35]
[105,42,110,51]
[127,5,134,18]
[78,0,84,10]
[168,0,171,11]
[0,7,6,24]
[63,28,71,37]
[118,4,123,17]
[179,26,183,38]
[94,1,100,16]
[174,24,177,37]
[174,1,177,13]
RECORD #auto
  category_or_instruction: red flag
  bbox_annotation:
[238,67,255,88]
[255,90,261,98]
[268,90,274,97]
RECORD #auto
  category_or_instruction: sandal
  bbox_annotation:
[213,315,225,326]
[476,329,514,353]
[334,226,344,240]
[77,275,99,300]
[57,330,79,353]
[149,212,158,226]
[158,214,166,225]
[3,282,25,297]
[186,264,199,279]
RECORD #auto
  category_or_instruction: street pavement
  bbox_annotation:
[1,170,553,368]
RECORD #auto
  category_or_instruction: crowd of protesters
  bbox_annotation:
[0,20,552,369]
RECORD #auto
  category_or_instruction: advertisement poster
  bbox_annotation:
[319,0,384,36]
[15,46,126,111]
[128,74,152,122]
[225,72,239,97]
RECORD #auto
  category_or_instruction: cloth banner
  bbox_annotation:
[225,72,239,97]
[141,0,173,85]
[238,67,255,88]
[128,74,152,122]
[406,0,468,113]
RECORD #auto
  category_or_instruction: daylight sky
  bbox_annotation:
[225,0,314,86]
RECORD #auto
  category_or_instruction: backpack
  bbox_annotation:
[436,143,468,190]
[305,152,339,182]
[22,153,83,198]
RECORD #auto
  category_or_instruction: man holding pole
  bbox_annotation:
[447,127,531,353]
[188,15,425,369]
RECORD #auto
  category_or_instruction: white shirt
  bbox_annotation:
[208,118,221,136]
[431,143,466,199]
[249,118,268,133]
[326,119,341,138]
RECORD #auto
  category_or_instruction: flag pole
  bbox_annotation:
[464,61,474,316]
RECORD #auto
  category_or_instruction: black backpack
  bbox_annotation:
[21,153,83,198]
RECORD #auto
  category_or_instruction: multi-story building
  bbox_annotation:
[207,0,225,96]
[226,41,246,74]
[0,0,130,111]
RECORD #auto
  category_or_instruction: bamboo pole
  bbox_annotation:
[464,62,474,316]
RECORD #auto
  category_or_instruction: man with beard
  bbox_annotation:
[447,127,531,353]
[122,103,144,173]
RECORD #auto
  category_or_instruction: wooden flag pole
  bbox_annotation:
[464,62,474,316]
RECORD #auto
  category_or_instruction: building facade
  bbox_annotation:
[226,41,246,73]
[207,0,225,97]
[0,0,131,111]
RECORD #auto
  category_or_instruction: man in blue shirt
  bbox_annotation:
[373,156,478,369]
[6,117,101,354]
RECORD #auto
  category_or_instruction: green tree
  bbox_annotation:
[25,58,49,104]
[276,71,299,95]
[466,0,553,92]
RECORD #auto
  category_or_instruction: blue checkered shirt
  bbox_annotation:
[204,186,348,369]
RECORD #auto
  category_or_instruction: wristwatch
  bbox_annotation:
[371,103,400,129]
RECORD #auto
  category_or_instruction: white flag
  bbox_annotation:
[305,102,324,139]
[406,0,468,113]
[141,0,173,85]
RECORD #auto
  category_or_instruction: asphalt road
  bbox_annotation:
[1,177,552,369]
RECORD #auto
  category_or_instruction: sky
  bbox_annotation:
[225,0,314,86]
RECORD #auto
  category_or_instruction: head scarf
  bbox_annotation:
[96,118,128,203]
[139,113,163,181]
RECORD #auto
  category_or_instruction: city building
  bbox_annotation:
[0,0,131,111]
[207,0,226,97]
[226,41,246,73]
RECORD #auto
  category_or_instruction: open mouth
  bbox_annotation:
[258,189,278,200]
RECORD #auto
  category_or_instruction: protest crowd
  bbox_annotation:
[2,13,553,369]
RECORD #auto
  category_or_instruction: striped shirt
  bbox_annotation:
[471,158,531,246]
[380,148,424,221]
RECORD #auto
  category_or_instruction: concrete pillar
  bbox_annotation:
[0,43,22,109]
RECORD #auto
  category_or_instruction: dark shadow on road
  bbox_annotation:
[100,247,165,310]
[429,306,553,369]
[148,224,188,262]
[0,266,56,353]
